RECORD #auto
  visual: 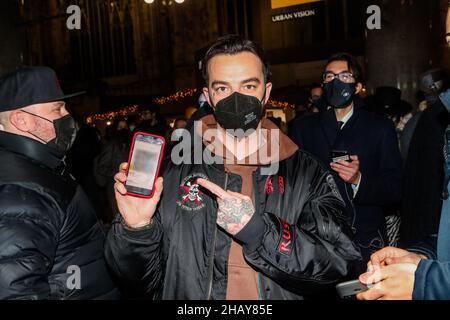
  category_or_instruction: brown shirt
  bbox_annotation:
[197,115,299,300]
[224,163,260,300]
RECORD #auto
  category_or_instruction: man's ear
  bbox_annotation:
[9,110,32,132]
[264,82,273,104]
[355,83,363,95]
[203,87,213,108]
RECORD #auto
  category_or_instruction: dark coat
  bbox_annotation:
[0,131,120,300]
[399,101,450,247]
[412,124,450,300]
[290,97,403,267]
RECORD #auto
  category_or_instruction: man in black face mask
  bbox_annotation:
[0,67,120,299]
[291,53,403,274]
[105,36,361,300]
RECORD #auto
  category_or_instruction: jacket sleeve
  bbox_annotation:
[104,162,179,299]
[104,211,164,299]
[353,120,403,206]
[0,185,60,300]
[408,235,438,260]
[235,155,361,295]
[413,259,450,300]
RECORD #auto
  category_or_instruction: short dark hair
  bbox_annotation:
[202,35,270,84]
[326,53,364,84]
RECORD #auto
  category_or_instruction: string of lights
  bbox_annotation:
[144,0,186,4]
[154,88,198,105]
[86,105,139,124]
[267,100,296,110]
[86,89,295,123]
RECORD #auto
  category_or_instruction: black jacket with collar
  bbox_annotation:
[0,131,120,300]
[290,97,403,265]
[104,127,361,300]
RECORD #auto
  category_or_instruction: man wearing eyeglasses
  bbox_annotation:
[290,53,403,274]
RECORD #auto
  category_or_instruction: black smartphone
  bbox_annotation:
[331,150,352,163]
[336,280,369,299]
[125,132,166,198]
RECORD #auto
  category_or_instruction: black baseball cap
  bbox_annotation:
[0,66,85,112]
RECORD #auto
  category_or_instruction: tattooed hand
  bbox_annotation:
[197,178,255,236]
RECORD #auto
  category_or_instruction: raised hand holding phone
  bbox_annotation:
[330,154,361,185]
[114,162,163,229]
[114,132,166,229]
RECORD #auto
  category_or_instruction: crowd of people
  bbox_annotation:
[0,6,449,301]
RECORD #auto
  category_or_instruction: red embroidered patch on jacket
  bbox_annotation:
[266,177,274,194]
[278,176,285,194]
[278,219,294,256]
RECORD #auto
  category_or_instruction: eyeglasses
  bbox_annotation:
[322,71,355,83]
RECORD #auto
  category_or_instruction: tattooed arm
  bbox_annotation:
[216,197,255,235]
[197,179,255,235]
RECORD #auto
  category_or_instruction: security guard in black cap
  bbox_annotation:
[0,67,120,299]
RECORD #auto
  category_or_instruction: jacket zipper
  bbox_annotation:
[253,171,264,300]
[258,273,264,300]
[207,172,228,300]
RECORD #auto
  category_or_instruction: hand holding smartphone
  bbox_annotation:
[331,150,352,163]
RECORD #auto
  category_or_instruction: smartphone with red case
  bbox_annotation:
[125,132,165,198]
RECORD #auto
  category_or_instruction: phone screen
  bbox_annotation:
[126,134,164,196]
